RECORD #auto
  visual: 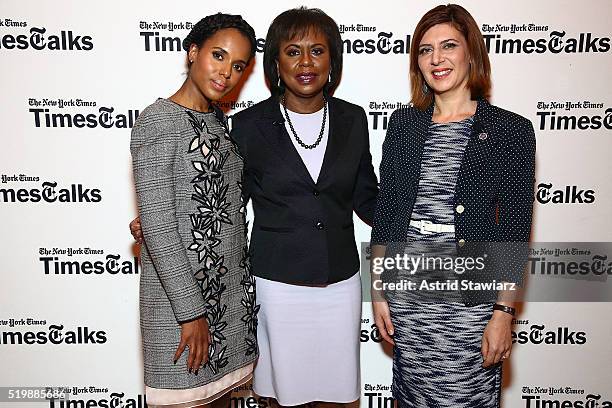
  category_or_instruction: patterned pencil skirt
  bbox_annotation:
[387,300,501,408]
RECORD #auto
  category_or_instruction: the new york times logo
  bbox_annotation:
[0,181,101,203]
[338,22,412,54]
[140,20,194,32]
[0,324,107,345]
[1,173,39,183]
[49,392,145,408]
[512,321,587,345]
[39,249,139,276]
[521,387,610,408]
[338,23,377,34]
[139,21,266,53]
[481,25,610,54]
[523,385,588,397]
[28,98,139,129]
[368,101,412,130]
[0,18,93,51]
[536,100,612,131]
[0,318,47,327]
[536,183,595,204]
[482,23,549,34]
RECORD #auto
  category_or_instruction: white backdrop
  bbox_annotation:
[1,1,611,407]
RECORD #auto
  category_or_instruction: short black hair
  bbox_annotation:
[263,7,343,97]
[182,13,257,61]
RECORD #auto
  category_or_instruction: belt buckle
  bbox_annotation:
[420,220,432,234]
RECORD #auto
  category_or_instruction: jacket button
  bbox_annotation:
[315,221,325,230]
[458,239,466,247]
[478,132,488,140]
[313,189,320,196]
[456,204,465,214]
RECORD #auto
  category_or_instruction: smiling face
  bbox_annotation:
[417,23,471,98]
[277,29,331,104]
[187,28,252,102]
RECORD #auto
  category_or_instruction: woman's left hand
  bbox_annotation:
[481,310,513,368]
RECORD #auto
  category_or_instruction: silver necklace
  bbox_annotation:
[281,96,327,150]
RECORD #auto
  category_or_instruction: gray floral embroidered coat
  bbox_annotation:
[130,98,257,389]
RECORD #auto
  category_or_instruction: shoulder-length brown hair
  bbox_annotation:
[410,4,491,110]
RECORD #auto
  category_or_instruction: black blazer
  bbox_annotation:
[231,96,378,284]
[371,99,536,304]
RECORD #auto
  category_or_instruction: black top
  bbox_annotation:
[231,96,378,284]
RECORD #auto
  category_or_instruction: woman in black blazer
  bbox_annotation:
[231,80,376,286]
[370,5,535,407]
[230,8,377,406]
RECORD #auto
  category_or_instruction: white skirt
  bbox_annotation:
[253,272,362,406]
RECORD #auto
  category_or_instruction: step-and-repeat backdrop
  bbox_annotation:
[1,0,611,407]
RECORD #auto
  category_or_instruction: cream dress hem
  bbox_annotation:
[145,363,254,408]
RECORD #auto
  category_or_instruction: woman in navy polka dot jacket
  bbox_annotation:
[370,4,535,407]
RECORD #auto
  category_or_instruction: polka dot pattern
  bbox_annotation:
[371,98,536,304]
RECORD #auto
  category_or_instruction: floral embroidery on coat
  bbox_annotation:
[185,111,258,369]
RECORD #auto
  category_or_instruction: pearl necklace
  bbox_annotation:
[281,96,327,150]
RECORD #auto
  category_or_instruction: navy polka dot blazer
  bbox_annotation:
[371,98,536,305]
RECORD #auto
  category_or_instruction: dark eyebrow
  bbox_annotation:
[212,46,247,65]
[212,46,228,55]
[419,38,459,48]
[284,42,327,50]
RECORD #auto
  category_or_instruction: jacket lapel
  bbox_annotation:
[401,104,433,189]
[317,98,352,185]
[255,97,315,184]
[458,99,493,181]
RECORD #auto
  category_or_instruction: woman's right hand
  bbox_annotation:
[174,316,211,374]
[370,245,395,345]
[372,300,395,345]
[129,216,143,244]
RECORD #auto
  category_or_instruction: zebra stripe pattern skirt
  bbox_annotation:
[388,300,501,408]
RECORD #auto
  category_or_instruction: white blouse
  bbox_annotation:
[281,104,329,183]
